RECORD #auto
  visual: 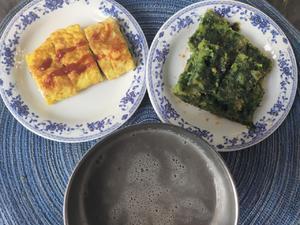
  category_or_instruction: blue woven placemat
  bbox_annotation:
[0,0,299,224]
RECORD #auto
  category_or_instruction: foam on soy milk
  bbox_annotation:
[167,153,187,186]
[83,130,216,225]
[127,153,160,185]
[107,150,213,225]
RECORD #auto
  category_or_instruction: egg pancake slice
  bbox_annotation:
[84,18,136,80]
[26,24,103,104]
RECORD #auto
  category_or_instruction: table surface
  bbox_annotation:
[0,0,300,225]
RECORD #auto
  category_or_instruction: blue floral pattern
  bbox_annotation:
[10,95,30,118]
[20,12,40,29]
[214,5,242,18]
[250,14,270,33]
[267,50,293,116]
[159,96,179,120]
[214,4,280,43]
[170,12,199,35]
[178,118,214,143]
[87,117,114,132]
[0,0,147,142]
[99,3,121,18]
[1,45,17,75]
[43,0,64,11]
[147,1,297,151]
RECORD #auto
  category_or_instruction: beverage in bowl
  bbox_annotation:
[64,124,238,225]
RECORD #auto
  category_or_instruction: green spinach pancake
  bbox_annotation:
[173,10,273,126]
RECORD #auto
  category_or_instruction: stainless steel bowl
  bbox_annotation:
[64,124,238,225]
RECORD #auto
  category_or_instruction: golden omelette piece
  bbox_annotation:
[25,24,104,104]
[84,18,136,80]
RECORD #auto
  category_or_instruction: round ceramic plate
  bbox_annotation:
[0,0,148,142]
[146,0,298,151]
[64,124,238,225]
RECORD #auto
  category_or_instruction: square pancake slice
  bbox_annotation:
[173,10,273,126]
[84,18,135,80]
[25,24,103,104]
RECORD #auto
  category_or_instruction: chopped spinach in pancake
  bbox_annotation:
[173,10,273,126]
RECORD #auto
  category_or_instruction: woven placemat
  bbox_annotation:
[0,0,299,224]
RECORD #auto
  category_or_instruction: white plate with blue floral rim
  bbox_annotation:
[0,0,148,142]
[146,0,298,151]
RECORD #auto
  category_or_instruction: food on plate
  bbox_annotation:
[84,18,136,80]
[26,24,103,104]
[173,10,272,126]
[26,19,136,104]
